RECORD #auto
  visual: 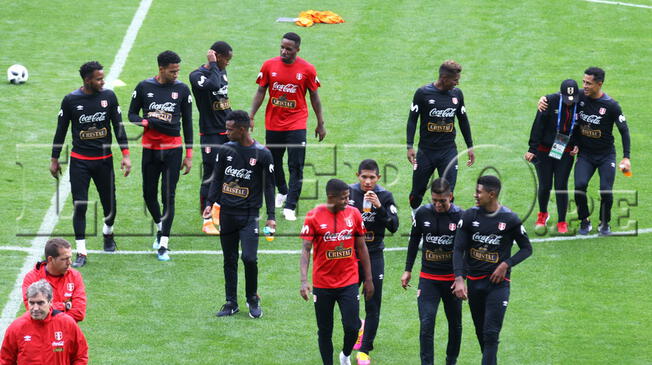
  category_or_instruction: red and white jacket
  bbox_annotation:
[22,263,86,322]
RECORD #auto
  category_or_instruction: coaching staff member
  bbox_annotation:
[1,280,88,364]
[250,32,326,222]
[406,60,475,213]
[22,238,86,322]
[452,176,532,365]
[525,79,581,234]
[189,41,233,234]
[129,50,193,261]
[300,179,373,365]
[402,178,463,365]
[204,110,276,319]
[50,61,131,267]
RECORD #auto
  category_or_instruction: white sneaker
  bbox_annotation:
[339,351,351,365]
[275,193,287,209]
[283,208,297,221]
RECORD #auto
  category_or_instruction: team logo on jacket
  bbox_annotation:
[296,73,302,80]
[452,97,458,105]
[171,92,178,100]
[345,218,353,228]
[249,158,257,166]
[101,100,108,108]
[498,222,506,231]
[449,223,457,231]
[67,283,74,291]
[599,107,606,115]
[54,331,63,341]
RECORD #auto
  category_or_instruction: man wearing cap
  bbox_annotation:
[524,79,581,234]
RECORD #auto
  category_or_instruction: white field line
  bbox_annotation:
[584,0,652,9]
[0,0,153,338]
[1,227,650,256]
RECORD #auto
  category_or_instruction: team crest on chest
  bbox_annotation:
[249,158,257,166]
[67,283,74,291]
[345,218,353,228]
[171,92,178,100]
[320,224,328,229]
[452,97,458,105]
[54,331,63,341]
[296,73,303,80]
[449,223,457,231]
[100,100,108,108]
[599,107,606,115]
[498,222,506,231]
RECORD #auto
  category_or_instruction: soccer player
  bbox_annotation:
[250,32,326,221]
[406,60,475,213]
[204,110,276,319]
[1,280,88,364]
[50,61,131,267]
[538,67,631,235]
[525,79,581,234]
[402,178,463,365]
[348,159,399,365]
[128,50,193,261]
[300,179,374,365]
[189,41,233,234]
[452,176,532,365]
[22,238,87,322]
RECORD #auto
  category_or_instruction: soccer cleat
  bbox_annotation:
[283,208,297,221]
[247,295,263,319]
[356,351,370,365]
[557,221,568,234]
[72,254,87,268]
[578,219,592,235]
[339,351,351,365]
[598,223,612,236]
[275,193,287,209]
[535,212,549,228]
[157,247,170,261]
[216,301,240,317]
[103,233,117,252]
[353,319,365,350]
[153,231,162,250]
[202,220,220,235]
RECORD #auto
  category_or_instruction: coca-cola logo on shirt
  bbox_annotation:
[429,108,456,118]
[149,102,177,112]
[271,82,298,94]
[579,111,602,125]
[424,233,454,245]
[78,112,107,124]
[361,211,376,222]
[472,232,502,245]
[323,229,353,242]
[225,166,252,180]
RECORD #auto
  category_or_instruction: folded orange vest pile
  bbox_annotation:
[296,10,344,27]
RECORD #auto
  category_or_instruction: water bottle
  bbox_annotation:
[263,226,275,242]
[619,163,632,177]
[363,199,372,213]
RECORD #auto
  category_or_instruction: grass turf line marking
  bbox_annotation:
[0,0,154,338]
[584,0,652,9]
[2,228,649,256]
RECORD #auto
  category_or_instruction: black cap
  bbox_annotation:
[560,79,579,104]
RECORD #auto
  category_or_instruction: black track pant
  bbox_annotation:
[410,148,458,209]
[534,151,574,222]
[417,277,462,365]
[141,147,181,236]
[199,133,228,213]
[313,284,361,365]
[574,152,616,223]
[357,250,384,354]
[265,129,306,210]
[467,278,510,365]
[70,156,116,240]
[219,210,260,304]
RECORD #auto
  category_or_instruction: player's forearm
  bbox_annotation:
[457,113,474,148]
[618,123,631,159]
[355,237,373,280]
[309,91,324,125]
[406,113,418,148]
[300,243,311,283]
[506,236,532,267]
[250,88,266,118]
[452,233,469,276]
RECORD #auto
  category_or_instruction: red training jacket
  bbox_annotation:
[22,262,86,322]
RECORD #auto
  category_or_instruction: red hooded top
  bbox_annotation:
[22,262,86,322]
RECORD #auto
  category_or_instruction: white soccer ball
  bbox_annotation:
[7,64,29,84]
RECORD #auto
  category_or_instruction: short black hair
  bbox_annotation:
[211,41,232,56]
[326,178,349,196]
[584,67,605,83]
[431,178,451,194]
[225,110,250,129]
[79,61,103,80]
[357,159,379,175]
[44,238,71,259]
[283,32,301,47]
[477,175,501,196]
[157,50,181,67]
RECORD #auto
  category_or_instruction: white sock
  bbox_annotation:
[103,223,113,235]
[156,221,163,231]
[160,236,169,249]
[76,239,87,256]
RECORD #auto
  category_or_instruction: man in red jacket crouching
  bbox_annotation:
[1,279,88,364]
[22,238,87,322]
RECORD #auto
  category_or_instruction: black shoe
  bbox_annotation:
[72,254,87,268]
[578,219,592,235]
[103,234,117,252]
[247,295,263,319]
[216,301,239,317]
[598,223,612,236]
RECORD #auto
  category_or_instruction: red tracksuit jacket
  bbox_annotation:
[22,263,86,322]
